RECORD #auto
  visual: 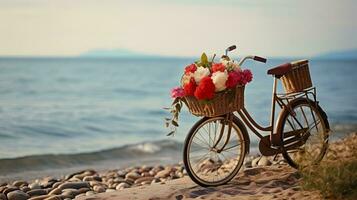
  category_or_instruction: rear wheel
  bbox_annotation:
[277,99,329,168]
[183,116,246,187]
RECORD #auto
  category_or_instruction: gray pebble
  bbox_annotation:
[7,190,30,200]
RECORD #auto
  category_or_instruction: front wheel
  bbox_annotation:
[183,116,246,187]
[277,98,329,169]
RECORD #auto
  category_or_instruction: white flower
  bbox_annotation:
[220,58,230,66]
[211,70,228,92]
[232,62,241,71]
[181,73,193,86]
[193,67,210,84]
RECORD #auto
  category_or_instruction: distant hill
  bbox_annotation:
[315,49,357,60]
[80,48,159,58]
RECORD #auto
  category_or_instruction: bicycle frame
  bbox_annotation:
[213,55,318,151]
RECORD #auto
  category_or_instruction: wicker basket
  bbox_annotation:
[281,60,312,93]
[182,86,244,117]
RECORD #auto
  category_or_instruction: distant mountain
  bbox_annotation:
[80,48,159,58]
[315,49,357,60]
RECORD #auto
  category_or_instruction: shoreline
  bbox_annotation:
[0,132,356,200]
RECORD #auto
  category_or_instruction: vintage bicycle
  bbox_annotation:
[182,45,330,187]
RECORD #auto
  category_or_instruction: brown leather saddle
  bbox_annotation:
[267,60,308,78]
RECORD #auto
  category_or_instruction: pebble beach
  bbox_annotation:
[0,132,355,200]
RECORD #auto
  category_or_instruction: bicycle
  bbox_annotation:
[183,45,330,187]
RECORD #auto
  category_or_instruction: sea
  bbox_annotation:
[0,57,356,181]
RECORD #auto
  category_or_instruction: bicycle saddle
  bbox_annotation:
[267,60,308,78]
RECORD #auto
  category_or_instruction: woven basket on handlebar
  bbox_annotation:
[182,86,244,117]
[281,60,312,93]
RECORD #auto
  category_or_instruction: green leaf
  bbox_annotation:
[172,120,179,127]
[201,53,208,65]
[167,131,175,136]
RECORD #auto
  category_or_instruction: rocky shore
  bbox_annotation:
[0,132,355,200]
[0,154,277,200]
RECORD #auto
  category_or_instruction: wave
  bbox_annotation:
[0,140,182,175]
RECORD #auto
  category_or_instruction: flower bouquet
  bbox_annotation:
[165,53,253,136]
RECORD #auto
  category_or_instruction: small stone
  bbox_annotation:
[182,169,187,175]
[124,178,134,185]
[28,194,50,200]
[134,177,155,185]
[105,189,116,193]
[244,160,252,168]
[117,170,126,177]
[43,195,62,200]
[48,188,62,195]
[7,190,30,200]
[251,157,261,167]
[83,176,101,182]
[85,191,95,196]
[21,186,31,193]
[154,168,171,179]
[141,172,151,177]
[112,177,125,183]
[258,156,271,166]
[27,189,47,196]
[0,186,7,193]
[151,179,160,184]
[13,181,28,187]
[115,183,129,190]
[176,172,184,178]
[77,188,90,194]
[0,193,6,200]
[140,181,152,185]
[125,172,141,180]
[51,182,61,189]
[3,187,19,195]
[93,185,105,193]
[58,182,89,190]
[62,188,79,196]
[29,183,41,190]
[88,181,100,187]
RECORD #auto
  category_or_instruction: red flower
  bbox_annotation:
[241,69,253,85]
[194,76,215,100]
[226,71,242,88]
[184,78,196,96]
[211,63,225,73]
[184,64,197,75]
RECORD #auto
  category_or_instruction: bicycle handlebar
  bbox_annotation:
[237,55,268,66]
[253,56,267,63]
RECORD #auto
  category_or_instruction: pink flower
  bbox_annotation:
[184,64,197,75]
[211,63,225,73]
[226,71,242,88]
[241,69,253,85]
[170,87,185,98]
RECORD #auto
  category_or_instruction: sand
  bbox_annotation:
[78,164,321,200]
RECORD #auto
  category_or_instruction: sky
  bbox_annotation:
[0,0,356,57]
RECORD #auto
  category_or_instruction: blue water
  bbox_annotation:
[0,57,356,161]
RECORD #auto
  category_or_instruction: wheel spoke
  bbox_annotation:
[281,103,328,169]
[185,117,246,185]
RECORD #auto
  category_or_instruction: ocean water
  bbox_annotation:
[0,57,356,179]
